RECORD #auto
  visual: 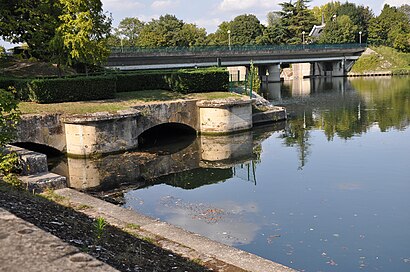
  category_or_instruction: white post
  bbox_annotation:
[302,31,306,44]
[359,31,362,44]
[227,30,231,50]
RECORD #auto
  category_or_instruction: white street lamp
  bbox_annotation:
[302,31,306,44]
[359,31,362,44]
[227,30,231,50]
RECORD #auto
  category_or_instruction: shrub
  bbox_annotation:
[165,68,229,94]
[28,76,116,103]
[0,77,30,101]
[115,71,174,92]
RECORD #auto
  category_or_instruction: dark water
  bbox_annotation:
[58,76,410,271]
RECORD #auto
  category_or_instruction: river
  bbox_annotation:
[54,76,410,272]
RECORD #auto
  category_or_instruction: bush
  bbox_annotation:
[114,68,229,94]
[165,68,229,94]
[28,76,116,103]
[115,71,174,92]
[0,77,30,101]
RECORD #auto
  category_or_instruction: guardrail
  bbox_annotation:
[110,43,367,54]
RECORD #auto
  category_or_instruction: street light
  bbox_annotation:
[302,31,305,44]
[227,30,231,50]
[359,31,362,44]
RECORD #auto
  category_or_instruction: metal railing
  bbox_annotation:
[110,43,367,54]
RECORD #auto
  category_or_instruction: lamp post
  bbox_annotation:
[227,30,231,50]
[302,31,306,44]
[359,31,362,44]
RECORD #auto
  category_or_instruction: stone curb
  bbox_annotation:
[0,207,119,272]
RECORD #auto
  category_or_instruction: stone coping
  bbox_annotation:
[56,188,296,272]
[61,109,140,124]
[197,98,251,108]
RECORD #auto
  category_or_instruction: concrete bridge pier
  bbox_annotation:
[292,63,312,79]
[312,60,347,77]
[257,66,267,82]
[267,64,281,83]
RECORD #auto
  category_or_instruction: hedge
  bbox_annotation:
[0,77,30,101]
[115,68,229,94]
[165,68,229,94]
[28,76,116,103]
[115,71,175,92]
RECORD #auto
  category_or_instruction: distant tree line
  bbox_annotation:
[110,1,410,52]
[1,0,409,71]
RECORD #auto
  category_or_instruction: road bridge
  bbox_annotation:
[106,44,367,82]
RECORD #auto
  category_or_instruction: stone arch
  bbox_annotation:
[137,122,197,150]
[11,142,64,157]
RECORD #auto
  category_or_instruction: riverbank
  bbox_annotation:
[350,46,410,75]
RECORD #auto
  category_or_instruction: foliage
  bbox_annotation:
[94,216,107,240]
[278,0,318,44]
[0,0,61,60]
[0,89,20,146]
[0,77,30,101]
[368,4,410,50]
[206,21,232,46]
[229,14,264,45]
[115,17,145,46]
[165,68,229,94]
[318,15,358,44]
[249,61,261,94]
[0,46,5,58]
[137,14,206,47]
[28,76,116,103]
[115,71,174,92]
[56,0,112,72]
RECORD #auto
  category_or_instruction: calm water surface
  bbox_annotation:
[71,77,410,271]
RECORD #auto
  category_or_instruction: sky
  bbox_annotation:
[1,0,408,49]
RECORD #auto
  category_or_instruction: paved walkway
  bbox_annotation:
[0,208,118,272]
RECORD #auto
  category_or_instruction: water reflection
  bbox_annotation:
[50,123,285,192]
[261,76,410,169]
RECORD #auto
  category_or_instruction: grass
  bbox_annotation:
[351,46,410,73]
[18,89,241,115]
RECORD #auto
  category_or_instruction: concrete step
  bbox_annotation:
[7,145,48,175]
[19,172,67,193]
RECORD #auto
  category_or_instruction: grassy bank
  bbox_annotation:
[351,46,410,74]
[18,90,241,115]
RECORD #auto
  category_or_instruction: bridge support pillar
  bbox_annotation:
[292,63,312,79]
[257,66,267,82]
[313,60,347,77]
[267,64,281,83]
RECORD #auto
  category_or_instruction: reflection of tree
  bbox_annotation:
[281,112,313,170]
[350,77,410,131]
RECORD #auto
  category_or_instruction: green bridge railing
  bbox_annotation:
[110,43,367,54]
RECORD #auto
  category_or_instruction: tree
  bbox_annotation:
[267,11,281,27]
[229,14,264,45]
[256,24,288,45]
[278,0,318,44]
[318,15,358,44]
[336,2,373,43]
[206,21,232,46]
[56,0,112,72]
[115,17,145,46]
[174,24,207,47]
[0,0,61,60]
[368,4,410,47]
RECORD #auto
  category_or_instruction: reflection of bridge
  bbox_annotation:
[107,44,367,82]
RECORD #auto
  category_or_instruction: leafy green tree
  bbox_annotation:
[229,14,264,45]
[138,14,184,47]
[0,0,61,60]
[368,4,410,47]
[267,11,281,27]
[256,24,288,45]
[0,46,5,58]
[174,23,207,47]
[206,21,232,46]
[318,15,358,44]
[56,0,112,72]
[336,2,373,43]
[278,0,318,44]
[115,17,145,46]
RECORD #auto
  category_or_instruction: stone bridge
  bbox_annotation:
[14,99,286,157]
